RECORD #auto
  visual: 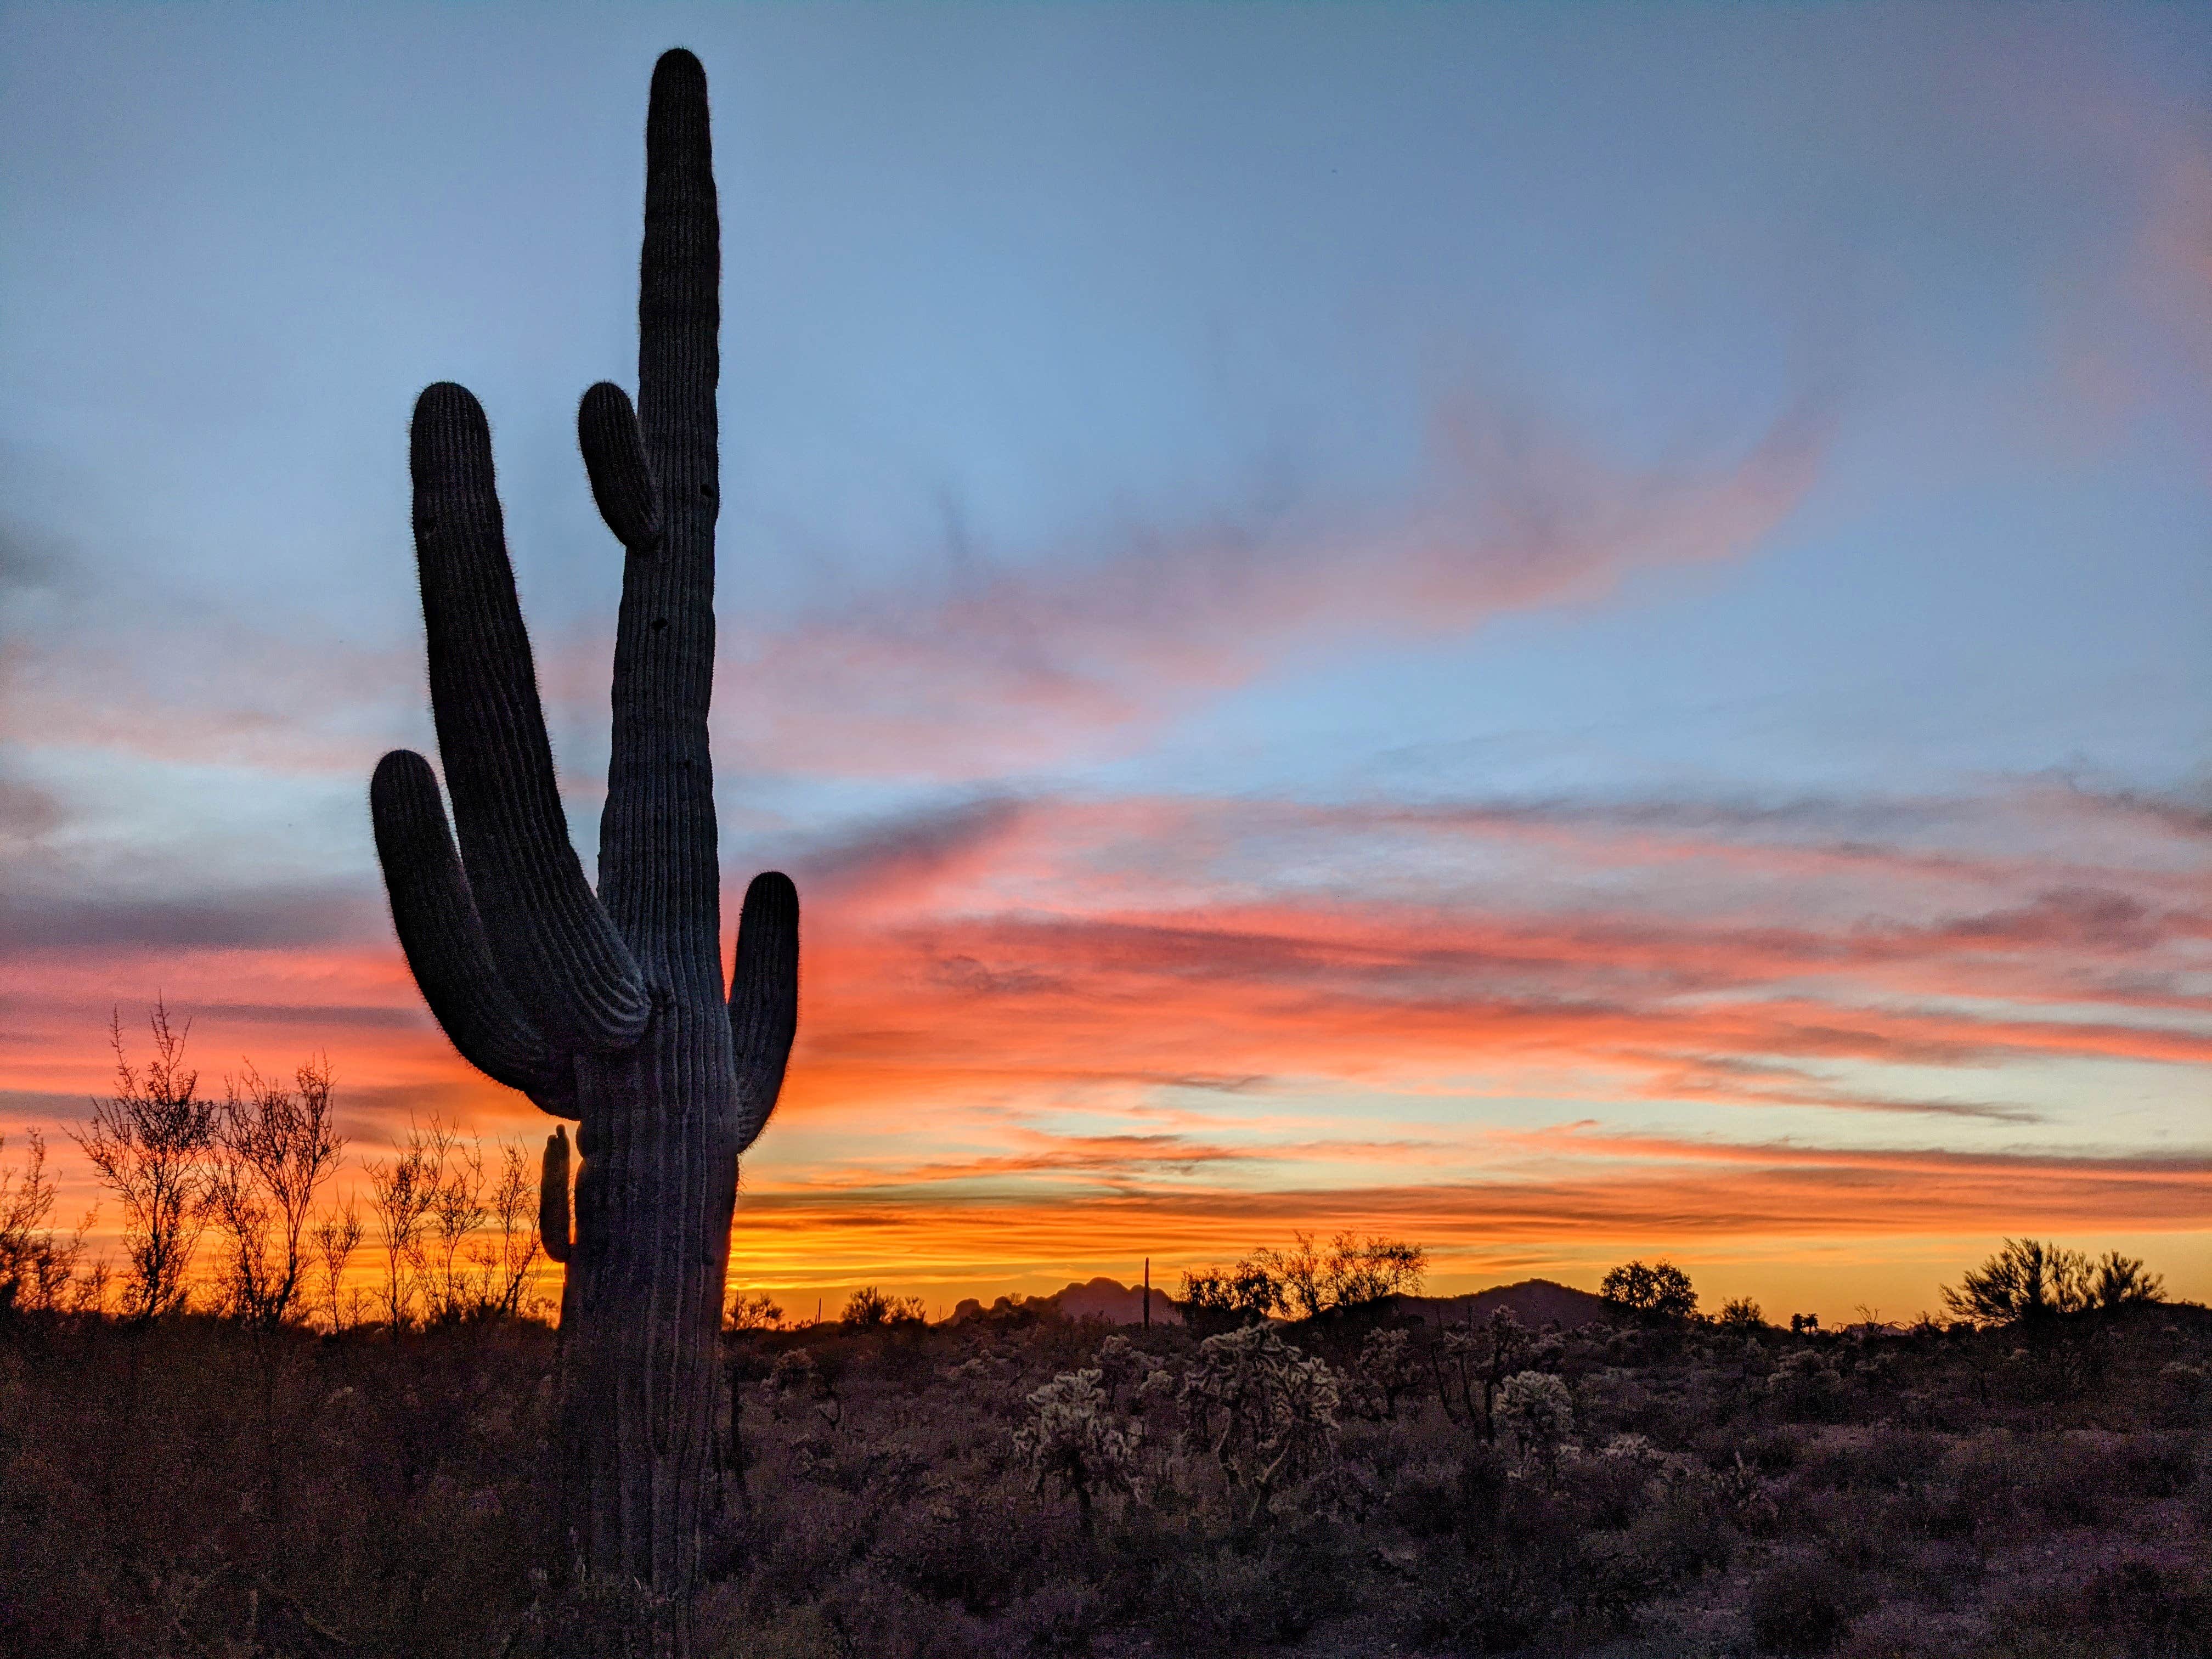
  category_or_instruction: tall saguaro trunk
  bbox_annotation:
[368,50,796,1615]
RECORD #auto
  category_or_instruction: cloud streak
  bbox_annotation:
[716,395,1831,776]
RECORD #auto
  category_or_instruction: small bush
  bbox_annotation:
[1748,1556,1867,1655]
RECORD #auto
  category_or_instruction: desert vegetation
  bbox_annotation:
[4,1105,2207,1659]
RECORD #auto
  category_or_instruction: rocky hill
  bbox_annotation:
[1389,1277,1613,1330]
[947,1274,1609,1329]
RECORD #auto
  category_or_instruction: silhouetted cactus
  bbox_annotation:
[368,48,797,1608]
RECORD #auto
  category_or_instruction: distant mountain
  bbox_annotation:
[945,1276,1605,1330]
[949,1276,1183,1327]
[1390,1278,1612,1330]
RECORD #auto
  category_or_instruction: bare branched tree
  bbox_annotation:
[72,1005,217,1321]
[0,1130,97,1315]
[365,1120,446,1333]
[473,1140,542,1319]
[311,1195,367,1333]
[424,1126,484,1322]
[204,1058,347,1328]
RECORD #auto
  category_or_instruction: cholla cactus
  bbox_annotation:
[1136,1365,1179,1408]
[1179,1324,1341,1519]
[1497,1370,1574,1471]
[764,1347,840,1429]
[1349,1326,1423,1421]
[1435,1306,1536,1441]
[1093,1333,1142,1407]
[1012,1368,1143,1534]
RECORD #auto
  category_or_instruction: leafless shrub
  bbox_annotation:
[311,1195,366,1333]
[72,1004,217,1320]
[468,1139,541,1319]
[0,1129,97,1314]
[421,1122,482,1322]
[365,1119,445,1332]
[202,1058,345,1328]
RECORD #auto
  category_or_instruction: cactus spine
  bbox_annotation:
[368,49,797,1605]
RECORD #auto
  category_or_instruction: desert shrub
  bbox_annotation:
[2000,1556,2212,1659]
[750,1481,874,1604]
[1001,1579,1102,1655]
[1406,1542,1571,1655]
[875,1487,1035,1614]
[1940,1239,2106,1328]
[1623,1487,1733,1587]
[2155,1361,2209,1427]
[2115,1429,2198,1497]
[1818,1428,1939,1493]
[1768,1347,1848,1421]
[2087,1251,2166,1310]
[1748,1555,1868,1655]
[1728,1424,1808,1475]
[843,1285,927,1327]
[1894,1385,1960,1432]
[816,1565,984,1659]
[1264,1232,1426,1318]
[1178,1259,1282,1333]
[1180,1233,1425,1332]
[1143,1516,1363,1652]
[1934,1431,2160,1537]
[1720,1295,1766,1331]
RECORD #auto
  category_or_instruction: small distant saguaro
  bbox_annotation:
[368,49,798,1614]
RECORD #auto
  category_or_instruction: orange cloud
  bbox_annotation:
[4,774,2205,1316]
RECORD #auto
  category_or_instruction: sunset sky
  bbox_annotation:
[2,3,2207,1323]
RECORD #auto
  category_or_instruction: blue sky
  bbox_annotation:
[2,3,2207,1316]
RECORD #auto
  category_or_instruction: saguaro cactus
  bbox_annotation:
[368,49,797,1602]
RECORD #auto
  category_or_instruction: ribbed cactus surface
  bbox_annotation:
[369,48,797,1607]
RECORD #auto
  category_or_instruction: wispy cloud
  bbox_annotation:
[716,395,1831,776]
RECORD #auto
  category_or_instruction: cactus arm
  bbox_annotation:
[578,382,659,552]
[410,381,652,1052]
[369,748,578,1114]
[729,871,799,1154]
[540,1126,573,1262]
[598,49,722,965]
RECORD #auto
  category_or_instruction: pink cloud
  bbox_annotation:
[711,394,1830,777]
